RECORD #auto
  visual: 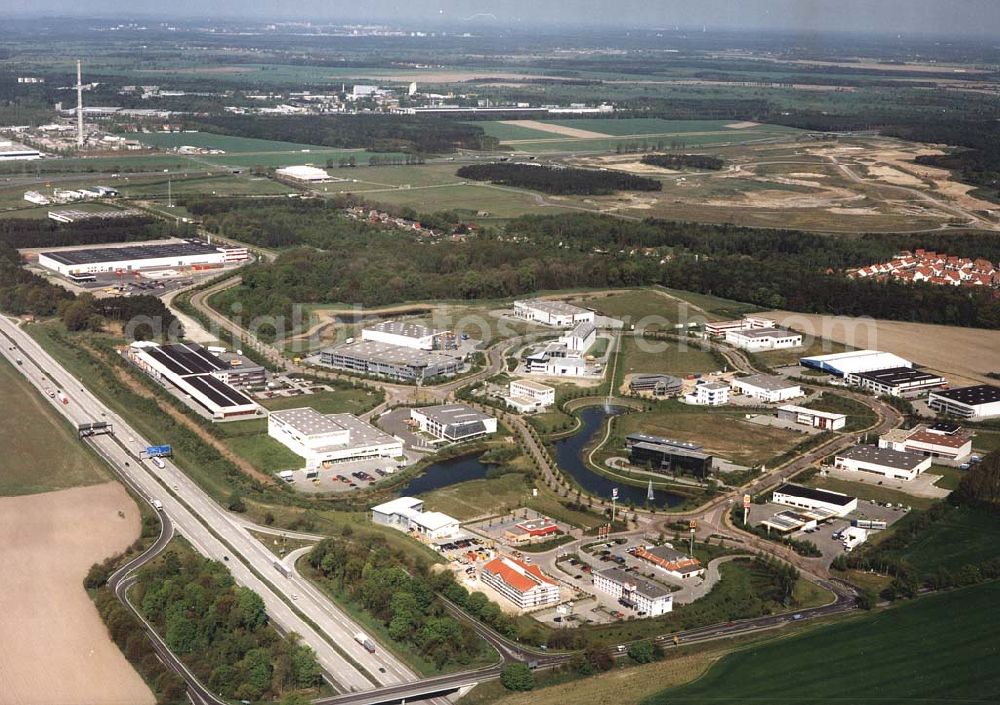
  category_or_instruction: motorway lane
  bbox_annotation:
[0,316,411,693]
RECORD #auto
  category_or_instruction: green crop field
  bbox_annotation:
[897,507,1000,573]
[645,580,1000,705]
[0,357,109,495]
[198,149,399,169]
[117,174,294,198]
[542,118,776,136]
[470,121,571,141]
[132,131,331,153]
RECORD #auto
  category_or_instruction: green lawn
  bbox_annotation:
[924,465,964,491]
[260,388,381,415]
[618,335,720,380]
[802,392,877,433]
[657,287,763,320]
[575,289,688,329]
[897,507,1000,573]
[0,356,110,496]
[420,471,534,520]
[646,581,1000,705]
[224,434,304,474]
[132,131,332,153]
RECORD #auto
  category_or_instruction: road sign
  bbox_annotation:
[146,445,172,458]
[689,520,698,530]
[743,493,752,509]
[612,488,619,500]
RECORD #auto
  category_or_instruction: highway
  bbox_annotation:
[0,315,422,696]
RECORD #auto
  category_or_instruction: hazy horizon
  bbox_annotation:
[3,0,1000,38]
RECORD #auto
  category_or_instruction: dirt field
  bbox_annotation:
[725,121,759,129]
[499,120,611,139]
[0,482,154,705]
[765,311,1000,386]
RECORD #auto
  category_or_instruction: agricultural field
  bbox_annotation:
[895,506,1000,574]
[0,357,110,496]
[647,581,1000,705]
[132,131,332,153]
[116,174,295,199]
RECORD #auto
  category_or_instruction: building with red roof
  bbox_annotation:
[480,555,560,610]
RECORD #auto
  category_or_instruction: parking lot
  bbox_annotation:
[279,455,416,494]
[466,509,576,547]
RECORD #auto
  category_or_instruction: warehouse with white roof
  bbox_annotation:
[512,299,595,327]
[268,407,402,469]
[370,497,459,540]
[800,349,911,377]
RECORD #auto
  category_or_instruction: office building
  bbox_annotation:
[846,367,946,398]
[928,385,1000,420]
[480,556,560,610]
[730,374,803,403]
[320,340,462,381]
[626,433,714,478]
[725,327,803,352]
[629,374,683,397]
[684,380,730,406]
[410,404,497,442]
[594,568,673,616]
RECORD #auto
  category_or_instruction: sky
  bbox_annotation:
[4,0,1000,37]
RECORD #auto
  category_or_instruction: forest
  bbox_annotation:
[187,114,498,153]
[640,154,724,170]
[456,162,662,195]
[132,547,323,703]
[307,536,488,671]
[193,199,1000,330]
[0,215,174,249]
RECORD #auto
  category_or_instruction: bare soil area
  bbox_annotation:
[725,121,760,129]
[765,311,1000,386]
[499,120,612,139]
[0,482,154,705]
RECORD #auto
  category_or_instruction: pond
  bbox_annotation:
[399,453,491,495]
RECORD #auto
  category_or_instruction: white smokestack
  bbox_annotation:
[76,59,84,149]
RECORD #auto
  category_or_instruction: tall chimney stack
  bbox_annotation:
[76,59,84,149]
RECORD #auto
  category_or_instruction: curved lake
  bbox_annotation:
[408,405,684,509]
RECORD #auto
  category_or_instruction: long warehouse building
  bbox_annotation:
[126,341,262,419]
[38,239,249,277]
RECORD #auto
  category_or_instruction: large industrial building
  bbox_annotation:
[800,349,911,377]
[776,405,847,431]
[928,385,1000,420]
[319,340,463,381]
[730,374,803,403]
[771,483,857,517]
[410,404,497,443]
[704,316,775,337]
[0,139,42,161]
[834,445,932,481]
[512,299,595,327]
[626,433,714,478]
[724,327,803,352]
[361,320,454,351]
[38,239,249,277]
[275,165,332,183]
[371,497,459,540]
[879,423,973,464]
[268,407,403,470]
[126,341,262,420]
[845,367,946,398]
[594,568,673,616]
[480,556,560,610]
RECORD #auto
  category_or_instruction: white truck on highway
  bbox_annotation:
[151,457,166,469]
[152,499,164,511]
[355,632,376,653]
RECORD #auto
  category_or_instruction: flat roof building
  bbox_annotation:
[559,321,597,352]
[731,374,803,403]
[506,379,555,413]
[725,327,802,352]
[684,380,730,407]
[772,483,857,517]
[126,341,261,420]
[320,340,463,381]
[776,404,847,431]
[512,298,595,327]
[629,374,683,397]
[800,350,911,377]
[268,407,403,470]
[704,317,775,337]
[411,404,497,443]
[361,320,450,351]
[846,367,946,398]
[594,568,673,616]
[928,385,1000,420]
[371,497,459,540]
[38,239,248,276]
[480,556,559,610]
[275,165,332,183]
[834,444,932,481]
[626,433,713,479]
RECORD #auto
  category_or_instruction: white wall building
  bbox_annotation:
[275,165,332,183]
[834,445,932,481]
[771,483,857,517]
[268,407,403,470]
[506,378,555,413]
[879,424,973,463]
[361,321,444,351]
[846,367,946,398]
[38,240,248,276]
[704,316,775,337]
[776,405,847,431]
[800,350,912,377]
[684,381,730,406]
[371,497,459,540]
[594,568,673,616]
[725,327,803,352]
[730,374,803,403]
[512,299,595,327]
[480,556,560,610]
[928,385,1000,420]
[411,405,497,442]
[558,322,596,353]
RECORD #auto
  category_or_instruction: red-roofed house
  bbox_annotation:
[480,556,560,609]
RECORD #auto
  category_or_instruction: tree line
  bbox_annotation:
[186,114,499,153]
[640,153,724,170]
[132,547,323,703]
[456,162,662,195]
[307,535,487,671]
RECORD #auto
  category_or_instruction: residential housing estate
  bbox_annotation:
[849,249,998,289]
